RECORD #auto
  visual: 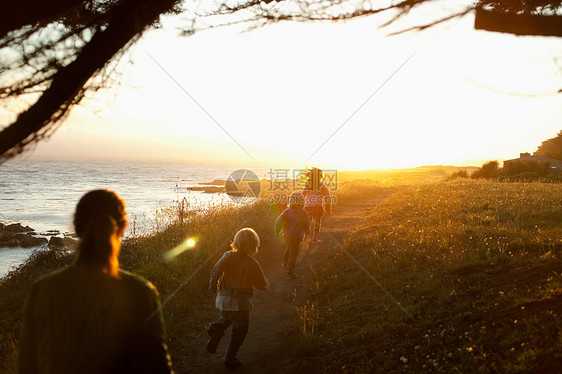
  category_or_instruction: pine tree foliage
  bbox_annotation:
[535,130,562,160]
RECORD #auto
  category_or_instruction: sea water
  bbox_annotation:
[0,158,257,277]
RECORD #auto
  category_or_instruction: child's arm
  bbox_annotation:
[208,254,227,293]
[249,259,268,291]
[302,210,311,235]
[322,183,332,216]
[274,211,285,236]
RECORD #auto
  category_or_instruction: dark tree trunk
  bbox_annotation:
[0,0,177,158]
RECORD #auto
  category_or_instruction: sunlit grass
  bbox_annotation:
[1,177,560,373]
[290,179,562,373]
[333,179,390,204]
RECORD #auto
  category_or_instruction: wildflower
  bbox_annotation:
[467,347,473,352]
[400,356,408,363]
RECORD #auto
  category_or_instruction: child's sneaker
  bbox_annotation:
[286,271,297,280]
[224,357,241,370]
[206,325,223,354]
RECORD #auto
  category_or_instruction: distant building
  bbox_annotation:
[503,153,562,173]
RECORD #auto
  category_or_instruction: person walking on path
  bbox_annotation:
[18,189,174,374]
[207,228,268,370]
[302,167,332,243]
[275,192,310,279]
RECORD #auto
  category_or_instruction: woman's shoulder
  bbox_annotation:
[33,265,76,287]
[118,269,159,294]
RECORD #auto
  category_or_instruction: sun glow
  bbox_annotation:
[21,10,562,170]
[163,236,199,263]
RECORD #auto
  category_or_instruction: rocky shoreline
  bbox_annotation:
[0,222,77,251]
[186,179,226,193]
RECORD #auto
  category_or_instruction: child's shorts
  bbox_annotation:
[305,205,324,220]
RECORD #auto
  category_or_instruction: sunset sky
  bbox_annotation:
[4,8,561,170]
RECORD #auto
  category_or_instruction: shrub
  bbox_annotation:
[447,170,468,180]
[471,161,500,179]
[501,159,550,177]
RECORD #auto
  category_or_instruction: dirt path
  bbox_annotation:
[183,196,386,373]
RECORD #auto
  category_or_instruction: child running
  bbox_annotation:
[302,167,332,243]
[275,192,310,279]
[207,228,268,370]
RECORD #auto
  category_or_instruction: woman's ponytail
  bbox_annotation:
[74,190,127,277]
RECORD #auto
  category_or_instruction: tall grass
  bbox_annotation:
[0,196,281,373]
[1,178,380,372]
[3,178,560,373]
[290,179,562,373]
[333,180,391,204]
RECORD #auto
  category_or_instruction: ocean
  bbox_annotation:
[0,158,258,277]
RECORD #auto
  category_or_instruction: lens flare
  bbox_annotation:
[163,236,199,263]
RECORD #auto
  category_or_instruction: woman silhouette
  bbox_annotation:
[18,189,173,374]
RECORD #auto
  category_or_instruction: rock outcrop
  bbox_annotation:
[1,222,77,250]
[0,222,47,248]
[1,222,34,233]
[0,232,48,248]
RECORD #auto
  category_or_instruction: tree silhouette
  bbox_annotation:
[1,0,561,160]
[535,131,562,160]
[472,160,500,179]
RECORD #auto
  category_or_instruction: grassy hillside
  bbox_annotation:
[0,180,386,372]
[338,166,480,184]
[1,178,560,373]
[290,179,562,373]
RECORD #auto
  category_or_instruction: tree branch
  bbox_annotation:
[0,0,179,159]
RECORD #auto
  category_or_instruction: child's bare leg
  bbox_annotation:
[312,217,321,242]
[282,245,290,268]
